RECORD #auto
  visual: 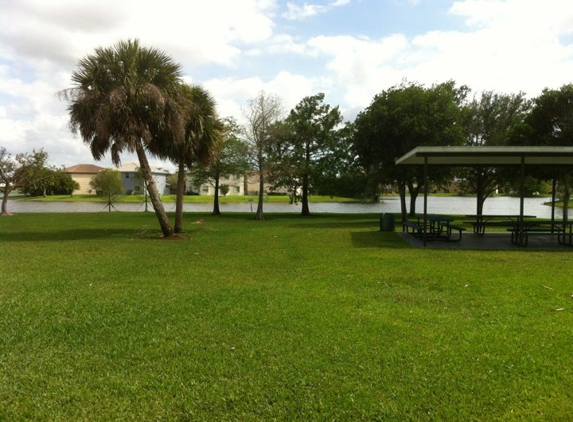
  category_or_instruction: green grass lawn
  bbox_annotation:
[1,212,572,421]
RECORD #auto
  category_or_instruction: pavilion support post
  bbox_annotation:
[519,156,525,245]
[551,177,556,233]
[423,156,428,246]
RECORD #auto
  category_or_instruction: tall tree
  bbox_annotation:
[166,84,222,232]
[460,91,531,215]
[520,84,573,221]
[242,91,284,220]
[353,81,468,221]
[190,118,249,215]
[270,93,342,216]
[89,168,124,212]
[20,166,79,197]
[89,168,124,196]
[0,147,47,216]
[62,39,183,237]
[317,121,372,199]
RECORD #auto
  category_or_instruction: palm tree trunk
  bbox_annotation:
[174,160,186,233]
[135,143,174,237]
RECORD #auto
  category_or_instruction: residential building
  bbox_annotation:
[64,164,104,194]
[245,172,291,196]
[117,162,170,195]
[186,174,245,196]
[186,171,291,197]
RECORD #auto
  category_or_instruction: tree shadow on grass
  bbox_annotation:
[350,231,410,248]
[0,228,194,242]
[288,220,379,230]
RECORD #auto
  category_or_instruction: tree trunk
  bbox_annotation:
[212,172,221,216]
[1,189,13,216]
[562,172,571,224]
[174,160,186,233]
[407,182,420,216]
[476,195,485,216]
[255,166,265,221]
[476,168,484,216]
[398,181,407,222]
[135,143,174,237]
[301,175,310,216]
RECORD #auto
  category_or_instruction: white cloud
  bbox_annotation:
[0,0,279,168]
[282,0,351,21]
[332,0,351,6]
[1,0,572,170]
[204,70,320,124]
[283,2,327,20]
[305,34,411,106]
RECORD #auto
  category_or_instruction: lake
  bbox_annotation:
[5,196,572,218]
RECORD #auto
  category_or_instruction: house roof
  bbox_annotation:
[117,162,169,175]
[64,164,104,174]
[396,146,573,166]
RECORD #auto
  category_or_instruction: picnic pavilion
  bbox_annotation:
[395,146,573,247]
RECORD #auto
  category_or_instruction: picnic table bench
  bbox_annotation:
[403,214,465,242]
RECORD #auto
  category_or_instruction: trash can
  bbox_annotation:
[380,213,395,231]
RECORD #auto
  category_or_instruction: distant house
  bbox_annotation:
[184,171,293,197]
[117,162,170,195]
[187,174,246,196]
[64,164,104,195]
[244,171,291,196]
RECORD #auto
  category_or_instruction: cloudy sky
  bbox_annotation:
[1,0,572,172]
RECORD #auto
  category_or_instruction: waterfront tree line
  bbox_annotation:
[1,39,571,234]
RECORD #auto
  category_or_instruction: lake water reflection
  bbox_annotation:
[6,196,571,218]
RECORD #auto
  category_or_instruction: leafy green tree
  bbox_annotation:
[518,83,573,221]
[62,39,183,236]
[316,121,372,199]
[190,118,249,215]
[89,168,124,196]
[0,147,48,216]
[353,81,468,220]
[269,93,342,216]
[20,165,54,197]
[459,91,531,215]
[242,91,284,220]
[219,184,230,196]
[21,167,79,196]
[166,173,179,194]
[53,171,80,195]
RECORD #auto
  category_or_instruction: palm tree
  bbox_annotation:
[62,39,183,237]
[170,84,222,233]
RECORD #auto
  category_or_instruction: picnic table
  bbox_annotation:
[403,214,466,242]
[509,220,573,246]
[464,214,537,235]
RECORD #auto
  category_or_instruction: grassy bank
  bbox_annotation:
[1,212,572,420]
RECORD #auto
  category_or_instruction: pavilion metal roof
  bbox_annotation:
[396,146,573,166]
